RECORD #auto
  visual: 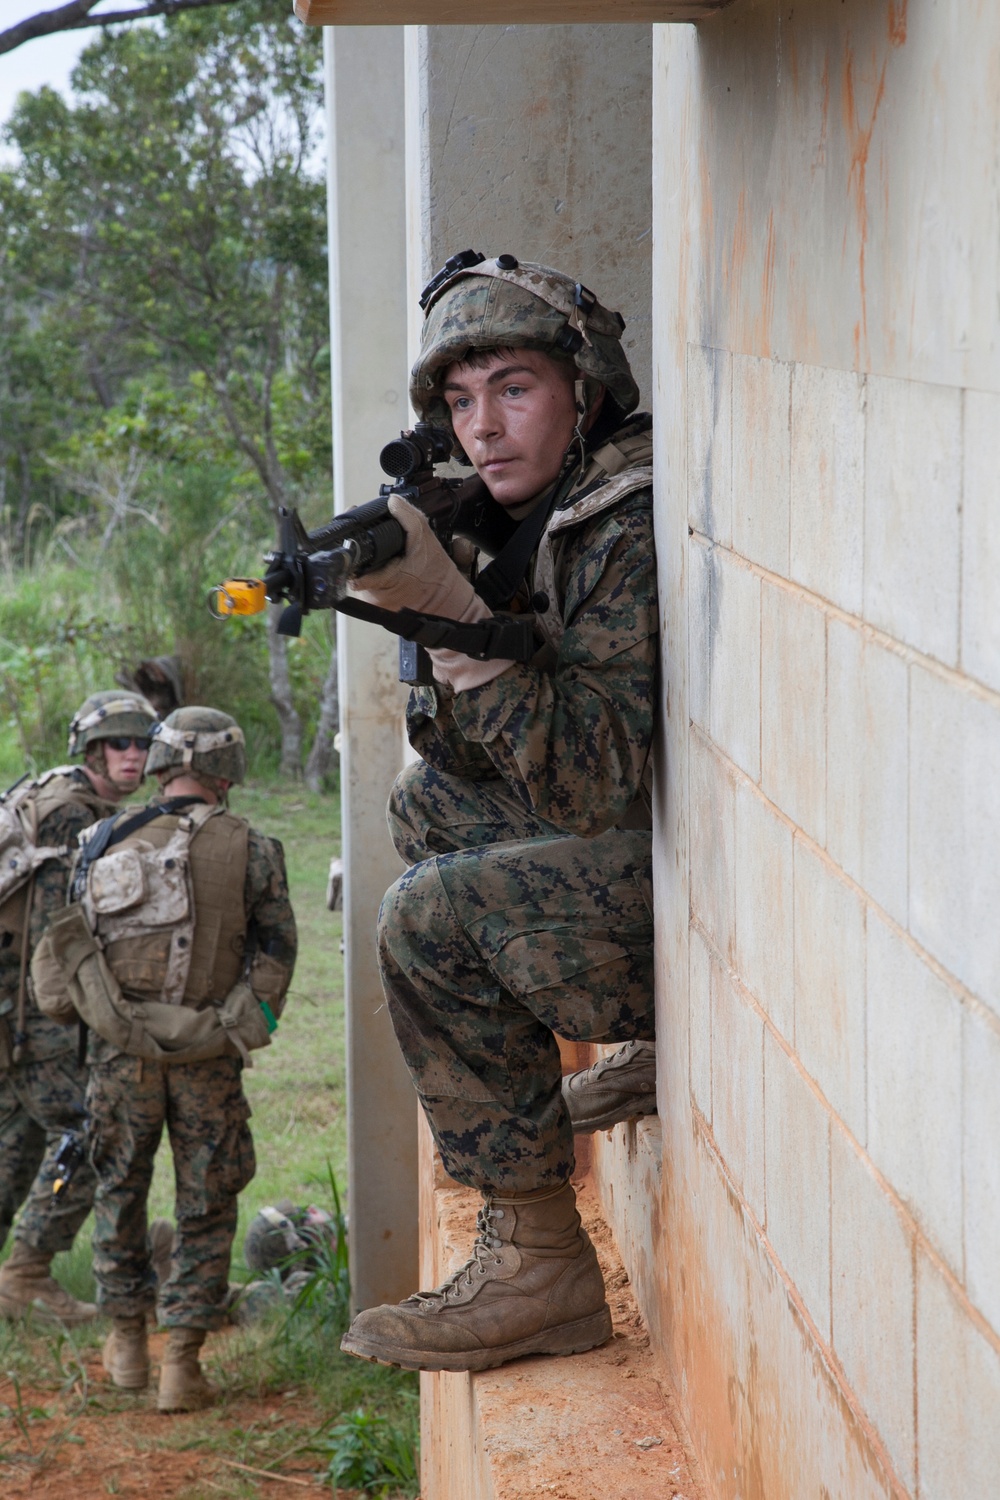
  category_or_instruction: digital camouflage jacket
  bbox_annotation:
[406,418,657,839]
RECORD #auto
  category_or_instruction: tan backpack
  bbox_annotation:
[0,769,90,937]
[32,800,282,1066]
[0,769,112,1066]
[32,904,273,1066]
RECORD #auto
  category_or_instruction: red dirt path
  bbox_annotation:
[0,1330,365,1499]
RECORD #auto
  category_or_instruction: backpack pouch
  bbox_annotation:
[88,846,148,916]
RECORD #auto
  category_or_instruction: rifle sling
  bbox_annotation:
[332,596,536,662]
[472,482,557,611]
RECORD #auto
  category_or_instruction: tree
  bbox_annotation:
[0,1,242,58]
[1,4,337,780]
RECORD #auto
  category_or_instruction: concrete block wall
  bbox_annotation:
[643,3,1000,1496]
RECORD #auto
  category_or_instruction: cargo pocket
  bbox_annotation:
[468,878,654,1038]
[215,1098,256,1200]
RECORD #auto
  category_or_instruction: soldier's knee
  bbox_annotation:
[377,858,451,972]
[386,761,439,864]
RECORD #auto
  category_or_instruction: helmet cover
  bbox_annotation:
[244,1206,306,1273]
[410,255,640,434]
[68,690,157,757]
[243,1202,338,1276]
[146,706,247,785]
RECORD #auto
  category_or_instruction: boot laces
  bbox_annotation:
[407,1200,505,1307]
[583,1039,642,1082]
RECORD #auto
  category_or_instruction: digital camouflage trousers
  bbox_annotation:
[0,1051,95,1256]
[87,1053,256,1328]
[378,762,655,1194]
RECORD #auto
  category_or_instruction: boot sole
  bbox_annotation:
[569,1096,657,1134]
[157,1393,215,1413]
[340,1304,614,1373]
[105,1367,150,1391]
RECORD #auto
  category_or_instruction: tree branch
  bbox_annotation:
[0,0,242,57]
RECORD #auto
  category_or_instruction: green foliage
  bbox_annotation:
[0,2,336,774]
[320,1402,421,1497]
[282,1166,352,1333]
[1,2,331,527]
[0,568,134,776]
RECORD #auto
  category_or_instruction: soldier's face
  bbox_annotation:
[101,740,148,794]
[442,349,578,507]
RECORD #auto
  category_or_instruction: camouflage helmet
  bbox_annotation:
[244,1205,306,1273]
[68,690,157,757]
[410,252,640,432]
[146,706,247,785]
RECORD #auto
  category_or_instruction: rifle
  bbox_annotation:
[52,1129,86,1199]
[210,423,537,682]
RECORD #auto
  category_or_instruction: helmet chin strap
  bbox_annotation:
[572,377,588,473]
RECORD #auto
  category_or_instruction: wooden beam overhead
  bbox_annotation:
[294,0,734,23]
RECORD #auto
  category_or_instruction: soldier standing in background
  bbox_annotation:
[0,691,155,1323]
[72,708,297,1411]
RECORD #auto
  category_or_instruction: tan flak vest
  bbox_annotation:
[82,803,249,1009]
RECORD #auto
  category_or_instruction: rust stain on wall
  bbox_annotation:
[757,209,777,354]
[728,186,748,293]
[666,1119,907,1500]
[841,41,889,367]
[888,0,908,48]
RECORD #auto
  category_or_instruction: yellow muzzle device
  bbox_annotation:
[208,579,267,619]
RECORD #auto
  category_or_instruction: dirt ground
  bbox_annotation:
[0,1328,368,1499]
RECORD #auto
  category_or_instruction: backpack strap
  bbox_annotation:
[13,875,36,1066]
[72,796,204,901]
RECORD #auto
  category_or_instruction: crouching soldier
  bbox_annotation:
[32,707,296,1410]
[0,691,155,1324]
[339,255,658,1374]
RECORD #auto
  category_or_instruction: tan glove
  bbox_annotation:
[348,495,478,618]
[349,495,515,693]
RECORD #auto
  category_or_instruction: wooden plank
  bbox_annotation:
[294,0,733,24]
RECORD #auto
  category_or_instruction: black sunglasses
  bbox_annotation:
[103,736,152,752]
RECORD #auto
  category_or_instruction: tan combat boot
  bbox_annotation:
[562,1040,657,1133]
[340,1181,612,1373]
[0,1241,97,1325]
[157,1327,215,1412]
[102,1315,150,1390]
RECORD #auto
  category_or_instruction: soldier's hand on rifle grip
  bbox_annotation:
[348,495,488,622]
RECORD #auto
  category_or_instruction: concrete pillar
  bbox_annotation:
[404,24,653,404]
[324,25,418,1312]
[403,29,653,1495]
